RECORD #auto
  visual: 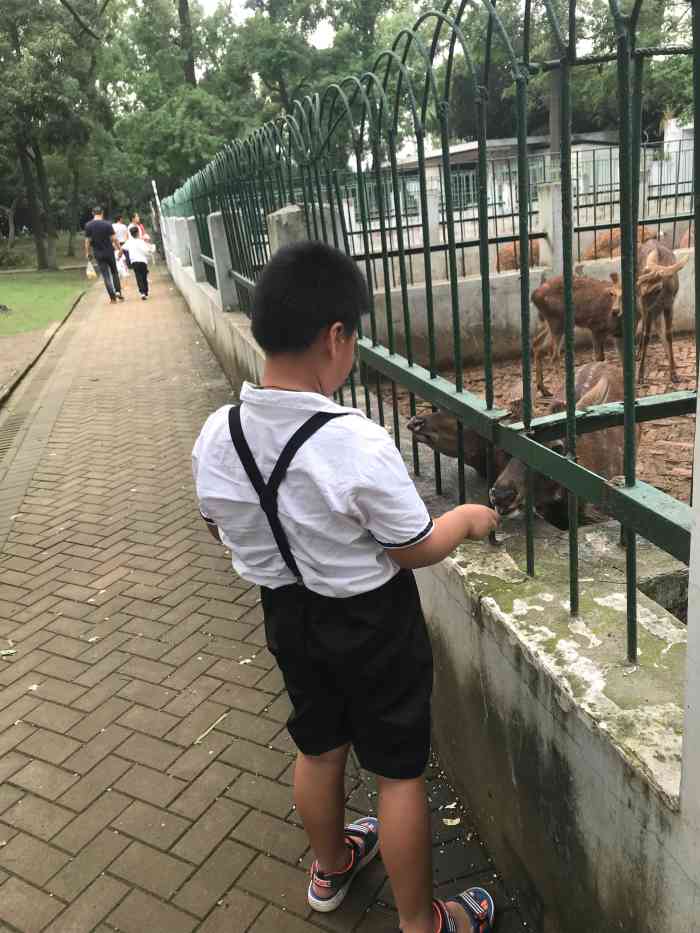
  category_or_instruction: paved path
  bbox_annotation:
[0,276,529,932]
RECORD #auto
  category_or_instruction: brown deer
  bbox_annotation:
[496,239,541,271]
[489,361,625,522]
[405,410,510,479]
[608,240,688,384]
[531,271,629,398]
[583,225,656,260]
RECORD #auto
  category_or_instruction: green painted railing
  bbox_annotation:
[163,1,697,664]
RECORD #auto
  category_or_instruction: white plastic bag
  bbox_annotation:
[86,260,97,280]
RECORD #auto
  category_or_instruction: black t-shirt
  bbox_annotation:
[85,219,115,260]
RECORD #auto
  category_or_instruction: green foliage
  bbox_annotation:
[0,0,694,271]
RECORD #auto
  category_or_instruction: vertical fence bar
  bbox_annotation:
[560,57,579,616]
[515,74,535,577]
[389,135,421,475]
[615,18,638,663]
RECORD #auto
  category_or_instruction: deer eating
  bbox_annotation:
[489,362,625,523]
[406,362,627,529]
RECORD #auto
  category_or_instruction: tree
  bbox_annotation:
[177,0,197,87]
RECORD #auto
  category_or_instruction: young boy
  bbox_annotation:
[192,241,498,933]
[121,225,153,300]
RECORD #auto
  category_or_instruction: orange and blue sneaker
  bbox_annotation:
[308,816,380,912]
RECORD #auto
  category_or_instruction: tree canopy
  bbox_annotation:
[0,0,692,268]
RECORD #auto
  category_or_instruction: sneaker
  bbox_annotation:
[116,293,125,301]
[308,817,379,913]
[109,296,117,304]
[141,294,147,301]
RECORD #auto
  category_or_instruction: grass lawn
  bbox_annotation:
[0,231,82,271]
[0,270,87,336]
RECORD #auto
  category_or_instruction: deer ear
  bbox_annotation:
[609,272,619,284]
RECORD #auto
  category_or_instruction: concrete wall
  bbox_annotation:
[162,210,699,933]
[416,539,696,933]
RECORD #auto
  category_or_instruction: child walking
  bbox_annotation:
[122,225,153,300]
[192,241,499,933]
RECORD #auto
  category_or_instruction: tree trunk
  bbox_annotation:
[16,140,48,269]
[67,163,80,257]
[177,0,197,87]
[33,142,58,269]
[0,195,19,247]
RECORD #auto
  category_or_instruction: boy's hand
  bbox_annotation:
[463,505,499,540]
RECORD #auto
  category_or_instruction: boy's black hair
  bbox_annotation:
[129,225,140,237]
[93,206,103,215]
[115,214,122,222]
[251,241,369,355]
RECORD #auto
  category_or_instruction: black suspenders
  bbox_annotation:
[228,406,349,585]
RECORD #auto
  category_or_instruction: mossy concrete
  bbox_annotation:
[417,540,696,932]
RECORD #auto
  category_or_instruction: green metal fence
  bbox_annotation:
[163,0,698,663]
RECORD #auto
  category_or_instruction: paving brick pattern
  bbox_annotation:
[0,278,529,932]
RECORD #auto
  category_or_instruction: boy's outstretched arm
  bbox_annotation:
[389,505,498,570]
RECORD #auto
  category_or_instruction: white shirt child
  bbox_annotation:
[192,383,434,598]
[122,238,153,265]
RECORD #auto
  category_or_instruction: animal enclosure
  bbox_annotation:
[163,0,698,663]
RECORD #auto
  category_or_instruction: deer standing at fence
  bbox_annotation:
[406,362,627,527]
[609,240,688,385]
[530,270,630,398]
[405,410,510,480]
[489,362,625,522]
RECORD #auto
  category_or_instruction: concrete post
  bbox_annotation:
[268,204,307,254]
[207,211,238,311]
[173,217,190,266]
[537,180,567,276]
[268,203,346,254]
[186,217,206,283]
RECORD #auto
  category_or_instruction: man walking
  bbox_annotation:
[85,207,124,303]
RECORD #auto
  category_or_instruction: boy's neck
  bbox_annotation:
[261,356,328,396]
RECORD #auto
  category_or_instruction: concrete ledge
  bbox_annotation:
[417,541,695,933]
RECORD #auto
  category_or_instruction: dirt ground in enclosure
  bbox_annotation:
[378,332,697,503]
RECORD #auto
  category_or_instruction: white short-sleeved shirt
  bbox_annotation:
[113,222,128,244]
[122,238,153,265]
[192,383,433,597]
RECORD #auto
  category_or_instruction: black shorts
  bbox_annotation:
[260,569,433,780]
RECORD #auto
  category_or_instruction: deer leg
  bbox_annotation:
[592,334,605,362]
[636,314,652,385]
[662,307,679,383]
[534,342,552,398]
[533,322,553,398]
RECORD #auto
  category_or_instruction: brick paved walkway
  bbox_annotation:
[0,276,528,933]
